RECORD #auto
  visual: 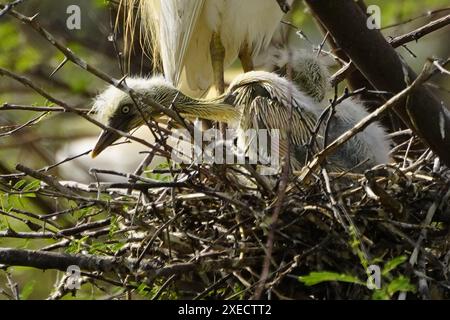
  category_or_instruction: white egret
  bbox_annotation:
[121,0,293,94]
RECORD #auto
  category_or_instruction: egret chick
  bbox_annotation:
[91,71,391,173]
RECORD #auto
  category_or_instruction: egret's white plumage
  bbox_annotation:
[91,76,172,124]
[138,0,205,86]
[271,49,332,103]
[325,98,392,166]
[123,0,292,93]
[228,71,391,170]
[91,70,391,172]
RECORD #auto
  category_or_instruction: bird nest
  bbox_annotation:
[51,132,447,300]
[2,125,450,300]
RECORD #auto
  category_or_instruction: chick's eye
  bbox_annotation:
[121,105,131,114]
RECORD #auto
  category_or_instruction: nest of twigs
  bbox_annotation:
[71,132,449,300]
[2,131,450,300]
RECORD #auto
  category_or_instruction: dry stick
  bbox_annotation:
[40,140,149,174]
[89,168,175,184]
[433,59,450,76]
[151,274,177,300]
[4,272,19,300]
[2,7,194,144]
[0,218,111,239]
[0,0,23,17]
[86,182,188,192]
[310,0,450,167]
[0,248,132,274]
[242,164,275,197]
[389,14,450,47]
[0,209,56,233]
[0,67,171,160]
[15,164,76,196]
[381,7,450,30]
[193,274,233,300]
[9,207,60,229]
[0,112,47,137]
[398,187,450,300]
[253,62,295,300]
[41,149,94,173]
[135,210,186,266]
[1,103,89,114]
[299,63,433,183]
[0,248,263,280]
[330,13,450,87]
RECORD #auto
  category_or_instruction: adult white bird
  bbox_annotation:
[121,0,293,94]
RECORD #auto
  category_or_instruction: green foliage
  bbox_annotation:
[0,180,40,214]
[109,215,120,236]
[137,283,152,298]
[0,22,41,72]
[93,0,108,9]
[145,162,178,182]
[372,0,450,27]
[371,256,416,300]
[372,276,416,300]
[66,236,89,254]
[231,283,246,300]
[136,279,179,300]
[88,241,126,255]
[299,272,364,286]
[298,254,414,300]
[19,280,36,300]
[382,255,408,276]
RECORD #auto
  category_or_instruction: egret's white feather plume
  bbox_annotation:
[121,0,292,93]
[140,0,205,86]
[91,76,172,124]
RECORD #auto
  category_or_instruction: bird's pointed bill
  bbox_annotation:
[91,130,121,158]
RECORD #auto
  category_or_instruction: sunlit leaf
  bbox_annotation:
[298,272,364,286]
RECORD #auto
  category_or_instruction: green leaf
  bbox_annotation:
[0,193,12,212]
[19,280,36,300]
[372,289,390,300]
[298,271,364,286]
[15,47,41,72]
[9,194,24,209]
[13,180,27,190]
[109,242,126,253]
[387,276,416,296]
[23,180,41,192]
[137,283,151,297]
[22,192,36,198]
[382,255,407,276]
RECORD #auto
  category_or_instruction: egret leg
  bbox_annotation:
[210,32,226,94]
[239,42,254,72]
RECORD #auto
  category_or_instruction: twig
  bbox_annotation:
[299,62,433,182]
[388,14,450,47]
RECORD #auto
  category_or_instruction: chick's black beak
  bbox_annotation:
[91,130,121,158]
[91,117,131,158]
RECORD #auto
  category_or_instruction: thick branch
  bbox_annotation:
[305,0,450,166]
[0,248,262,282]
[331,13,450,86]
[0,248,131,274]
[389,14,450,47]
